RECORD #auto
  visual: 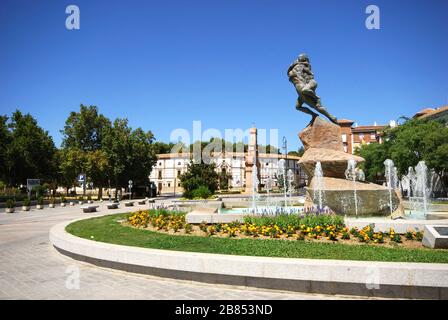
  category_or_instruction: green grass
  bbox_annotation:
[65,213,448,263]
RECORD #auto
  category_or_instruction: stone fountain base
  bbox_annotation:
[306,177,400,216]
[298,116,404,217]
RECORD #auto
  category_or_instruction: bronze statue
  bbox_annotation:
[288,54,337,124]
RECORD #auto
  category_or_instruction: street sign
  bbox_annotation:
[26,179,40,192]
[78,173,86,184]
[128,180,133,200]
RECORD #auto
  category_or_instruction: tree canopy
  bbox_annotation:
[1,110,57,186]
[179,161,219,198]
[356,119,448,191]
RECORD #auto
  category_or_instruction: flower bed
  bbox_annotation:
[126,210,424,248]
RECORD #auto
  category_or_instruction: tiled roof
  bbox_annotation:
[417,105,448,119]
[337,119,355,124]
[352,125,387,132]
[413,107,436,118]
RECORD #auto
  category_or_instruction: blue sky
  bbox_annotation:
[0,0,447,150]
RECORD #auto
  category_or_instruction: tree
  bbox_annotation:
[179,161,219,198]
[356,142,389,183]
[61,104,111,151]
[357,119,448,192]
[102,118,157,198]
[219,169,231,190]
[4,110,57,186]
[58,148,87,195]
[0,115,11,183]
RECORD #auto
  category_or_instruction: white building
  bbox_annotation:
[149,152,305,194]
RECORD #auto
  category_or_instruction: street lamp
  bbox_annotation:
[282,136,288,179]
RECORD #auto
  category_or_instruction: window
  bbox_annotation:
[342,134,347,143]
[178,183,181,187]
[177,170,181,176]
[266,162,269,166]
[168,182,171,187]
[370,133,376,140]
[178,162,181,165]
[158,171,162,179]
[158,162,162,166]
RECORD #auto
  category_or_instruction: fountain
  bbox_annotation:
[251,148,259,214]
[345,159,359,217]
[287,169,295,206]
[384,159,398,216]
[414,161,429,217]
[277,159,287,206]
[313,161,325,210]
[265,171,274,207]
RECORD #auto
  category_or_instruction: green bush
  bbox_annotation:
[6,199,15,208]
[60,196,66,203]
[191,186,212,199]
[37,197,44,205]
[32,185,47,198]
[23,198,31,206]
[179,162,219,198]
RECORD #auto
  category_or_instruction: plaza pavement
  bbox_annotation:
[0,199,363,300]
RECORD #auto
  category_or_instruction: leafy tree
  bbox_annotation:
[152,141,175,154]
[0,115,11,182]
[219,169,231,190]
[61,104,111,151]
[356,142,389,183]
[357,119,448,192]
[58,148,87,195]
[102,119,157,198]
[4,110,57,186]
[179,161,219,198]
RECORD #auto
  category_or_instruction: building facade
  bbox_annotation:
[337,119,395,154]
[149,152,304,195]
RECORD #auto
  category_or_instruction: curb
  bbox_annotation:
[50,217,448,299]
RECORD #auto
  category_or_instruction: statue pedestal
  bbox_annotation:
[299,117,402,216]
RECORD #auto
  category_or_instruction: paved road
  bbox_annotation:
[0,201,359,300]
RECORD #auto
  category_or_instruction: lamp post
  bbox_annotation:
[282,136,288,185]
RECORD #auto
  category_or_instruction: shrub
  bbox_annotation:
[191,186,212,199]
[23,198,31,207]
[179,161,219,198]
[60,196,66,203]
[184,223,192,234]
[6,199,15,208]
[49,197,55,204]
[199,221,208,233]
[37,197,44,205]
[78,196,84,201]
[32,185,48,198]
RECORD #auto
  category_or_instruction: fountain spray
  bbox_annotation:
[384,159,396,216]
[313,161,324,210]
[278,159,287,207]
[345,159,358,217]
[415,161,429,217]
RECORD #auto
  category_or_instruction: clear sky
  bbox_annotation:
[0,0,447,150]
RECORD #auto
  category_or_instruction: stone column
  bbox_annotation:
[245,127,260,193]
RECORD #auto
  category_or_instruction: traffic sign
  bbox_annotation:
[26,179,40,192]
[78,174,86,184]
